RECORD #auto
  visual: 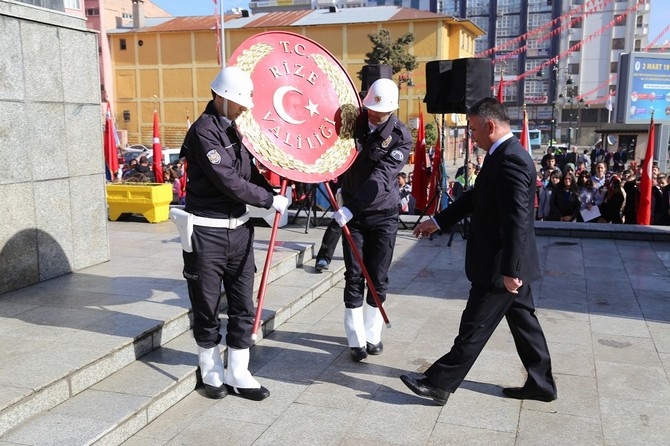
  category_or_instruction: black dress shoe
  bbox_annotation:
[203,383,228,399]
[225,384,270,401]
[502,386,556,402]
[350,347,368,362]
[366,341,383,355]
[400,375,450,406]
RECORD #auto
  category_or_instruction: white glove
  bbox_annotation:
[333,207,353,227]
[271,194,289,214]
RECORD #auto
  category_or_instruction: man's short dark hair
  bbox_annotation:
[398,172,407,180]
[467,97,510,125]
[139,156,149,164]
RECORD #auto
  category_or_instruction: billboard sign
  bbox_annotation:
[616,52,670,124]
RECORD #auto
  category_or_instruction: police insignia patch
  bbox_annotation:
[390,150,404,161]
[381,135,392,148]
[206,149,221,164]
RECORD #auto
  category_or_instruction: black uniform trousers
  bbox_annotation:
[183,224,256,350]
[342,209,398,309]
[425,283,556,395]
[316,218,342,263]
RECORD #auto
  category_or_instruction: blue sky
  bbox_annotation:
[153,0,669,42]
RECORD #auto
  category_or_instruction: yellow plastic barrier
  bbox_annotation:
[106,183,172,223]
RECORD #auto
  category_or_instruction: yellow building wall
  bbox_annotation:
[110,19,482,149]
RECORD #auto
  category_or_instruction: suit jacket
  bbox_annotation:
[434,137,541,287]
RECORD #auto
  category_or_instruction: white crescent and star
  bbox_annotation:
[272,86,320,124]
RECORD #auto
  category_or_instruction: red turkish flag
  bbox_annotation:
[637,115,655,225]
[497,75,504,103]
[411,101,428,211]
[426,131,442,215]
[104,103,119,181]
[519,107,531,152]
[152,109,164,183]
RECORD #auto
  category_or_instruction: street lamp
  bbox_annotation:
[537,65,573,146]
[566,94,585,152]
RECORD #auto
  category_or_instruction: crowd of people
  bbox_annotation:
[396,140,668,226]
[535,143,669,225]
[116,155,186,205]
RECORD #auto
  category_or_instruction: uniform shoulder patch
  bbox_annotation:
[390,150,404,162]
[206,149,221,164]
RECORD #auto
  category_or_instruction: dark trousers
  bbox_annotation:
[342,210,398,308]
[183,224,256,350]
[425,284,555,395]
[316,219,342,263]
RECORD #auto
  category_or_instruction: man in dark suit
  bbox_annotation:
[400,97,556,406]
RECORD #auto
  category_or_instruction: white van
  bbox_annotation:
[162,148,182,165]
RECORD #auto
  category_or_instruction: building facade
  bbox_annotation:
[106,6,482,152]
[443,0,652,147]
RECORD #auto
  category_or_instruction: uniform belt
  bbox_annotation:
[192,212,249,229]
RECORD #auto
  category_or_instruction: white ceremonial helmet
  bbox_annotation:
[210,66,254,109]
[362,78,399,113]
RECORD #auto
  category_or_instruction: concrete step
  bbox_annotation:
[0,224,342,444]
[0,257,345,445]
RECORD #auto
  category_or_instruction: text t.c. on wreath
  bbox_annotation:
[229,31,361,184]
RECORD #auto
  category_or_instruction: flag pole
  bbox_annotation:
[219,0,225,67]
[251,178,289,341]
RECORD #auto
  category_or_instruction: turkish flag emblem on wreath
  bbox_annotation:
[229,31,361,184]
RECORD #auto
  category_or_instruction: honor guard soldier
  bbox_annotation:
[173,66,289,400]
[332,78,412,361]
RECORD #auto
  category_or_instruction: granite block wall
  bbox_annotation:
[0,1,110,294]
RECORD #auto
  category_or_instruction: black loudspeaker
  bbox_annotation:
[424,58,492,114]
[360,64,393,93]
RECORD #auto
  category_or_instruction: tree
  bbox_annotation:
[358,29,418,80]
[425,122,438,147]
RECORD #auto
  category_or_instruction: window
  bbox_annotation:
[614,14,626,26]
[568,64,580,75]
[612,38,625,50]
[120,39,127,50]
[85,8,99,16]
[64,0,81,9]
[634,39,642,51]
[610,61,618,73]
[569,40,581,51]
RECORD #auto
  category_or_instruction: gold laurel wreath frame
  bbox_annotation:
[234,42,360,176]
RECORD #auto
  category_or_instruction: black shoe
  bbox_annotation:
[502,386,556,402]
[315,259,329,272]
[202,383,228,399]
[350,347,368,362]
[366,341,383,355]
[400,374,450,406]
[225,384,270,401]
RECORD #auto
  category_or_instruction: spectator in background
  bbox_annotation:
[398,172,413,214]
[652,173,665,225]
[540,146,555,172]
[578,149,590,173]
[576,171,598,222]
[590,142,606,175]
[599,174,626,224]
[456,162,477,190]
[541,154,559,177]
[592,162,608,212]
[564,145,578,167]
[660,174,670,226]
[133,155,156,182]
[548,172,580,222]
[622,169,639,225]
[538,170,562,221]
[122,157,139,180]
[612,146,627,172]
